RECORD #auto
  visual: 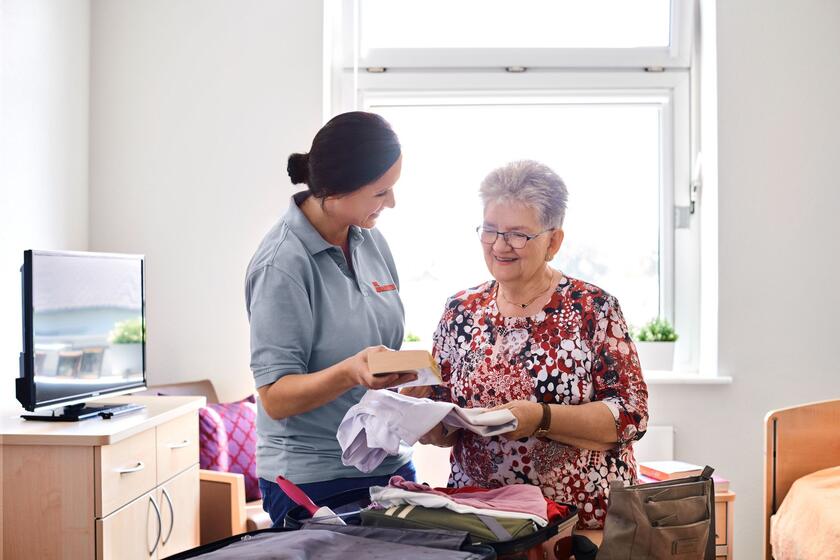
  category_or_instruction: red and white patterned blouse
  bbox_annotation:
[431,273,649,529]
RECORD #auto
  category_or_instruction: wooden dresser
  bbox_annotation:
[1,396,204,559]
[715,490,736,558]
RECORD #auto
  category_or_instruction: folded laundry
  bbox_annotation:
[427,482,571,524]
[387,476,563,523]
[337,390,517,473]
[368,484,549,527]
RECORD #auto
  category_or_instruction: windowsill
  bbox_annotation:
[644,370,733,385]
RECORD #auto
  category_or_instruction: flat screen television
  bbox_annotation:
[16,250,147,420]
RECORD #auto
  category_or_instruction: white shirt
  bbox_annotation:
[337,390,517,473]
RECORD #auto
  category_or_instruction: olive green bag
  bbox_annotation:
[597,466,716,560]
[360,504,537,543]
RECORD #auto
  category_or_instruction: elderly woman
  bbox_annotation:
[414,160,648,529]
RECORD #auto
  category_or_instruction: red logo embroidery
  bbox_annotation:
[372,281,397,293]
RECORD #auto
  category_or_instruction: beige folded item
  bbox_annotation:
[368,350,442,388]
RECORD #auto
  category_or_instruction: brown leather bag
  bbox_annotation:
[597,466,716,559]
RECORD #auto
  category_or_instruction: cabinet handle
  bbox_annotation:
[149,495,162,556]
[162,488,175,545]
[166,439,190,449]
[116,461,145,475]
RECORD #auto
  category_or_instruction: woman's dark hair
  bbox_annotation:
[287,111,401,198]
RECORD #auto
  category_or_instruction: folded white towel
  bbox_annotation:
[337,390,517,473]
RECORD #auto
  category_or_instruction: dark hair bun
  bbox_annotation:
[287,152,310,185]
[305,112,401,198]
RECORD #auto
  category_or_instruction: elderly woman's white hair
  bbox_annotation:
[479,160,569,229]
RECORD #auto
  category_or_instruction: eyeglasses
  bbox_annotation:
[476,226,554,249]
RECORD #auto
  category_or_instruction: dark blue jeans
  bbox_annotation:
[259,461,417,528]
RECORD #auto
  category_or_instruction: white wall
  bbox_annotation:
[648,1,840,557]
[89,0,325,402]
[0,0,90,412]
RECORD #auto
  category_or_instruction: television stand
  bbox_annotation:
[21,402,146,421]
[2,395,204,558]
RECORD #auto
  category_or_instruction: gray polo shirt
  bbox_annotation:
[245,192,412,484]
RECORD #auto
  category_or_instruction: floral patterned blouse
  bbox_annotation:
[431,273,649,529]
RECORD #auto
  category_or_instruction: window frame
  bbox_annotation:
[328,0,704,374]
[343,0,695,70]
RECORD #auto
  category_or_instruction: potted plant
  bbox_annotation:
[401,332,426,351]
[108,317,144,375]
[633,317,678,371]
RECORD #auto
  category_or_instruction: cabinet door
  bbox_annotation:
[158,464,200,559]
[97,489,162,560]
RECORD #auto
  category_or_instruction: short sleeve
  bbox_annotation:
[590,295,649,446]
[246,265,314,389]
[430,298,458,404]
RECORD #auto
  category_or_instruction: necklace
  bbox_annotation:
[498,271,555,310]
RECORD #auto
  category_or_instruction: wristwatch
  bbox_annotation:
[533,402,552,438]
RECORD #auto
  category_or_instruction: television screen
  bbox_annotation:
[18,250,146,411]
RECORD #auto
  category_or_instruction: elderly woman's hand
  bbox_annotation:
[418,422,459,447]
[400,385,432,399]
[491,400,544,440]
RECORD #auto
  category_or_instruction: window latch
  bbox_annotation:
[689,153,702,214]
[676,154,703,228]
[689,178,700,214]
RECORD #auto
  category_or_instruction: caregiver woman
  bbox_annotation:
[245,112,416,526]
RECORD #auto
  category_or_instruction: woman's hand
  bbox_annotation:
[400,385,432,399]
[344,346,418,389]
[418,422,459,447]
[491,400,544,440]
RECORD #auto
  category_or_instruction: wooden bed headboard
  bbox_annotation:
[764,398,840,560]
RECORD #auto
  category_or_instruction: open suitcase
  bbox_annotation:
[284,487,579,560]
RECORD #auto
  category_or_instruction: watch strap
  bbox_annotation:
[534,402,551,437]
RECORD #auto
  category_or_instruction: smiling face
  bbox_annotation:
[481,200,564,285]
[325,155,402,229]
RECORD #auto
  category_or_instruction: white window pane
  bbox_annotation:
[361,0,671,50]
[373,101,661,343]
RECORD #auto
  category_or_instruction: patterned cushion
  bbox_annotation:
[199,395,261,501]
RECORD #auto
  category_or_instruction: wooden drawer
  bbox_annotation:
[157,412,199,483]
[96,429,157,517]
[97,488,162,560]
[715,501,727,546]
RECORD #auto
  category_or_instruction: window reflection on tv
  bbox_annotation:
[30,252,145,405]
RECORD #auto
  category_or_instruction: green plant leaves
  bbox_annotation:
[109,318,144,344]
[633,317,678,342]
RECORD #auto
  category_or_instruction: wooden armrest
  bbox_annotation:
[200,469,246,486]
[199,469,247,543]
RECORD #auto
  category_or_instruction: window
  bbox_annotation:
[361,0,672,50]
[341,0,694,69]
[331,0,701,372]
